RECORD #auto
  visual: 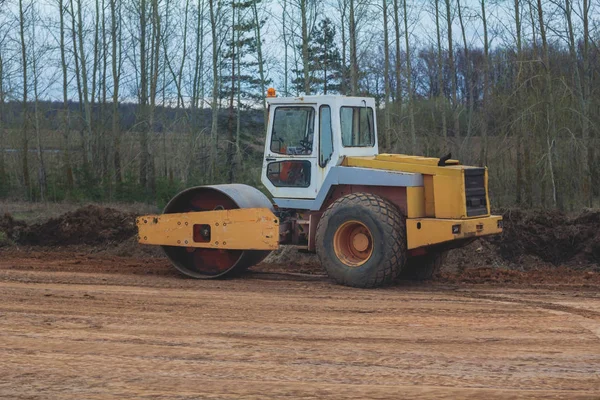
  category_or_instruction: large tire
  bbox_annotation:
[402,251,447,281]
[315,193,407,288]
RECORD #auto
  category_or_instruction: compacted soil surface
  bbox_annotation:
[1,249,599,399]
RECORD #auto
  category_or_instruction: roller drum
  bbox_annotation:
[162,184,273,279]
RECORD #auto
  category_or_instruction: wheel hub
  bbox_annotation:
[333,221,374,267]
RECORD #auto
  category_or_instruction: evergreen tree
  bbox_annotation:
[220,0,270,105]
[292,18,343,94]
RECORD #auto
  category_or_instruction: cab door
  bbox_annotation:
[261,104,319,199]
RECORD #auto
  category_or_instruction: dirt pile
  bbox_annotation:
[3,205,138,246]
[0,205,598,271]
[490,208,600,266]
[0,214,27,246]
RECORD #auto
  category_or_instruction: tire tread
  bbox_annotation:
[316,192,407,288]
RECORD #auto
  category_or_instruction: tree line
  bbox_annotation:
[0,0,598,209]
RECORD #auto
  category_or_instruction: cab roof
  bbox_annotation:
[266,95,376,107]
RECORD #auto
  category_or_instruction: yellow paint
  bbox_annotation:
[345,156,465,177]
[376,153,459,166]
[406,187,425,218]
[484,167,491,215]
[406,215,503,250]
[345,156,491,220]
[423,175,435,217]
[433,174,466,218]
[137,208,279,250]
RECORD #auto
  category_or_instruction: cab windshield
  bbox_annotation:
[270,107,315,155]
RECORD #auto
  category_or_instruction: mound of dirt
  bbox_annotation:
[0,205,598,273]
[0,214,27,245]
[489,208,600,267]
[17,205,138,246]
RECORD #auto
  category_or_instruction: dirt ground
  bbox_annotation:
[1,249,600,399]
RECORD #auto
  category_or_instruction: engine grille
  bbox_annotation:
[464,168,488,217]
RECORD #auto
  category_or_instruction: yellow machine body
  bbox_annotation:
[136,154,501,253]
[405,216,502,249]
[137,208,279,250]
[342,154,502,249]
[344,154,490,219]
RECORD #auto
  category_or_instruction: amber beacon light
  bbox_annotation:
[267,87,276,97]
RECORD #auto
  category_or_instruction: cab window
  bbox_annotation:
[270,107,315,155]
[267,160,311,188]
[340,106,374,147]
[319,106,333,167]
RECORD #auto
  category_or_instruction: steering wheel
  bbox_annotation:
[299,139,312,152]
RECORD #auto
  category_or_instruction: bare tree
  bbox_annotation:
[58,0,74,190]
[514,0,524,205]
[382,0,391,150]
[208,0,220,180]
[434,0,447,143]
[30,3,48,200]
[18,0,31,195]
[479,0,489,166]
[536,0,559,208]
[349,0,358,95]
[403,0,416,153]
[445,0,459,145]
[252,0,268,121]
[76,0,94,169]
[456,0,473,155]
[110,0,122,184]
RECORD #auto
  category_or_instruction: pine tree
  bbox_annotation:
[220,0,270,104]
[292,18,343,94]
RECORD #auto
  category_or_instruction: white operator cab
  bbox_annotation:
[261,94,379,203]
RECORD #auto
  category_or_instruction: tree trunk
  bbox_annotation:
[235,9,243,174]
[445,0,459,146]
[435,0,447,145]
[480,0,489,167]
[58,0,74,190]
[110,0,122,185]
[301,0,311,94]
[76,0,94,172]
[69,0,87,169]
[91,0,100,173]
[147,0,160,194]
[349,0,358,95]
[456,0,473,160]
[536,0,559,208]
[31,11,48,201]
[338,0,347,95]
[139,0,149,188]
[283,0,289,95]
[403,0,416,153]
[19,0,31,196]
[209,0,219,180]
[382,0,390,150]
[252,0,267,123]
[514,0,523,205]
[192,0,203,110]
[227,0,236,183]
[392,0,402,148]
[0,52,5,182]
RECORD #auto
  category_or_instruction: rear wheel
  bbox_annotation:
[316,193,407,288]
[402,251,447,281]
[161,184,272,279]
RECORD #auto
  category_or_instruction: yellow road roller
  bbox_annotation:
[137,90,502,288]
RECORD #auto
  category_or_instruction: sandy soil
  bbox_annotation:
[1,250,600,399]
